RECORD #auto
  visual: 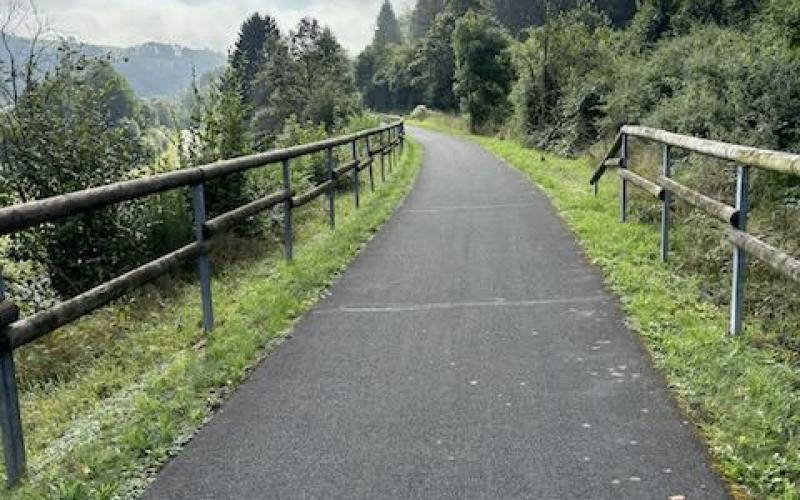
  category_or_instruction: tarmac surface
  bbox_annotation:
[144,127,729,499]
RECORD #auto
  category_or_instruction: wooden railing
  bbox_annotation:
[0,119,406,487]
[590,125,800,336]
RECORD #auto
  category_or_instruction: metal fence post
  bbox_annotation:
[365,137,375,192]
[620,134,628,223]
[661,145,672,262]
[351,141,360,208]
[191,184,214,333]
[282,159,293,261]
[326,148,335,230]
[390,128,396,172]
[399,125,405,158]
[0,277,25,489]
[730,165,750,336]
[379,131,386,182]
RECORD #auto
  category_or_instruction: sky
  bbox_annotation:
[31,0,414,55]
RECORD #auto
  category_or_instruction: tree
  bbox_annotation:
[374,0,403,46]
[290,18,361,130]
[185,68,252,219]
[230,13,280,103]
[84,58,138,125]
[410,0,446,39]
[413,10,458,110]
[452,10,514,131]
[0,0,50,105]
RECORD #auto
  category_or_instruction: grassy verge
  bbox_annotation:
[410,117,799,499]
[5,138,421,499]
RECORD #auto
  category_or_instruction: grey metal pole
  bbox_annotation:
[0,277,25,489]
[282,159,293,261]
[660,145,672,263]
[365,138,375,192]
[390,128,396,172]
[191,184,214,333]
[351,141,360,208]
[399,125,405,159]
[620,134,628,223]
[326,148,335,229]
[379,131,386,182]
[730,165,750,336]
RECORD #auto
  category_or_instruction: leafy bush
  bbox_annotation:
[0,50,154,297]
[510,4,613,152]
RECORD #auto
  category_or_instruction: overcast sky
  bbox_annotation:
[32,0,414,55]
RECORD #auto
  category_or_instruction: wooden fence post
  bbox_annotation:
[326,148,335,229]
[282,159,293,261]
[191,184,214,332]
[730,165,750,335]
[661,145,672,262]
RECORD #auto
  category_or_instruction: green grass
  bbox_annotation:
[410,116,800,499]
[4,139,421,499]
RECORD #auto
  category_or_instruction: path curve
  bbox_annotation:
[144,127,728,499]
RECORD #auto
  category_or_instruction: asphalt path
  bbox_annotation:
[144,127,729,499]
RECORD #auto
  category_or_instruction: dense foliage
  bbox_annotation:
[0,11,364,306]
[358,0,637,116]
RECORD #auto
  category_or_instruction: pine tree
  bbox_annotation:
[374,0,403,46]
[230,13,280,102]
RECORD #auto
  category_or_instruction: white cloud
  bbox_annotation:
[31,0,414,55]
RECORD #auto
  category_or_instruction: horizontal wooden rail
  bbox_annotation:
[619,170,664,200]
[623,125,800,177]
[335,160,359,177]
[4,241,207,349]
[657,175,738,226]
[728,229,800,283]
[292,181,334,208]
[0,303,18,330]
[0,121,403,236]
[204,190,291,237]
[589,133,623,185]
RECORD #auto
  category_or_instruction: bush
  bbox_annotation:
[0,51,154,297]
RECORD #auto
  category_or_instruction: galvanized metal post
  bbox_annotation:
[326,148,335,230]
[0,277,25,489]
[730,165,750,336]
[399,125,405,159]
[351,141,360,208]
[282,159,293,261]
[365,137,375,192]
[619,134,628,223]
[660,145,672,263]
[391,128,396,171]
[191,184,214,333]
[379,131,386,182]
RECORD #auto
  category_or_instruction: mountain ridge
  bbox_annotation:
[2,35,226,98]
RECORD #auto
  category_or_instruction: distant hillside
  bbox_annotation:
[1,36,226,98]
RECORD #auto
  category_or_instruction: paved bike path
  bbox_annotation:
[144,128,728,499]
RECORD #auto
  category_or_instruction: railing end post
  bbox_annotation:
[0,345,25,489]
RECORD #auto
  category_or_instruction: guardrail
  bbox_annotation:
[590,125,800,338]
[0,119,406,487]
